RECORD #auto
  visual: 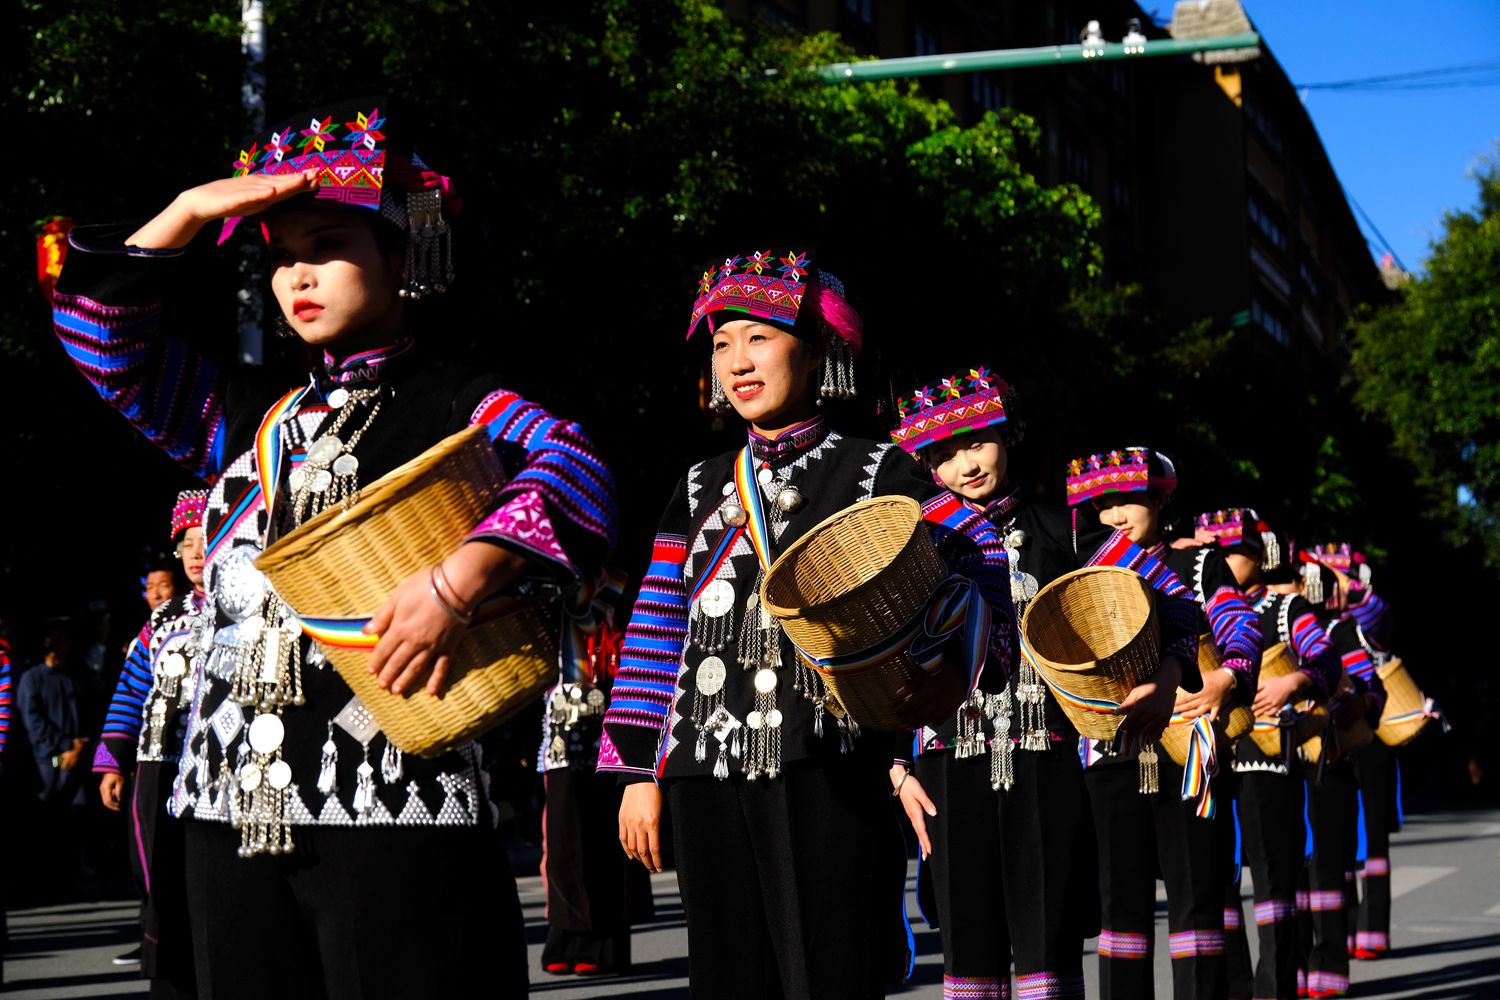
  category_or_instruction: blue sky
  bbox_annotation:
[1240,0,1500,273]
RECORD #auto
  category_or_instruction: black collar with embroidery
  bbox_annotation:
[748,416,831,466]
[317,337,417,391]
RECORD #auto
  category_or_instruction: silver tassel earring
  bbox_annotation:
[1303,562,1325,605]
[399,189,453,300]
[1261,530,1282,571]
[817,335,856,402]
[708,365,733,413]
[274,315,296,339]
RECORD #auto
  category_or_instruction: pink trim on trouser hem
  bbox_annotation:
[1097,929,1150,958]
[944,975,1010,999]
[1168,929,1225,958]
[1015,970,1085,999]
[1356,930,1388,950]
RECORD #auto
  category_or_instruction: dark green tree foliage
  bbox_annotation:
[1350,157,1500,569]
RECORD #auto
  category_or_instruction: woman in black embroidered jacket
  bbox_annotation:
[51,100,617,998]
[600,251,1006,999]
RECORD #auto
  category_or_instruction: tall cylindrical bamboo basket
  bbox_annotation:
[1249,642,1302,757]
[256,424,557,758]
[1161,635,1256,766]
[762,496,952,730]
[1375,658,1430,746]
[1019,566,1160,742]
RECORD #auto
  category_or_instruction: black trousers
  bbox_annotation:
[541,766,652,971]
[915,746,1093,999]
[1085,759,1228,1000]
[1236,768,1304,1000]
[183,819,527,1000]
[667,753,908,1000]
[132,761,194,997]
[1304,763,1357,995]
[1221,786,1254,1000]
[1352,741,1397,953]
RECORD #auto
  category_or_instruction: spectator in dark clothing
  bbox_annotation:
[17,620,88,896]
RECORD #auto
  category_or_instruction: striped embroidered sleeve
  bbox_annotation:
[93,627,154,775]
[1347,589,1391,651]
[1329,622,1386,709]
[1286,598,1340,697]
[52,237,225,481]
[921,493,1015,685]
[466,389,618,581]
[599,481,691,780]
[0,645,11,756]
[1086,532,1201,673]
[1204,587,1261,693]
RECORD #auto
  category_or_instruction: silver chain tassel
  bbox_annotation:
[817,335,856,402]
[1138,742,1160,794]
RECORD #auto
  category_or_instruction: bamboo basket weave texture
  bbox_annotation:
[1160,635,1256,766]
[1375,658,1429,747]
[1301,689,1374,765]
[1249,642,1307,757]
[256,424,557,758]
[762,495,949,730]
[1020,566,1160,742]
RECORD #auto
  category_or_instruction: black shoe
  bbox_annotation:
[112,945,142,966]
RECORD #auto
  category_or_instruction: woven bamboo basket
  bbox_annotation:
[761,495,951,731]
[1249,642,1305,756]
[1301,695,1374,765]
[1019,566,1160,742]
[1160,635,1256,766]
[1375,658,1430,746]
[255,424,557,758]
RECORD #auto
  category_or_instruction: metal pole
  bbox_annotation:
[238,0,267,365]
[814,31,1261,83]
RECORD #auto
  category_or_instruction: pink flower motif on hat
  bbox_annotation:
[718,256,741,278]
[744,250,773,275]
[939,377,964,400]
[343,108,386,151]
[262,128,294,164]
[1106,450,1125,467]
[778,250,809,282]
[912,387,936,408]
[231,144,260,177]
[698,269,714,296]
[298,115,337,154]
[1068,458,1084,476]
[968,367,994,390]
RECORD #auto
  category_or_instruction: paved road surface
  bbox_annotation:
[6,810,1499,998]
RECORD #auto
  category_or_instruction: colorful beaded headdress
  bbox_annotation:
[1304,542,1354,574]
[1065,447,1177,506]
[171,490,208,541]
[686,248,863,355]
[1195,507,1281,570]
[892,366,1013,454]
[220,96,459,299]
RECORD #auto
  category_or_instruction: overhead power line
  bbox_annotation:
[1298,58,1500,92]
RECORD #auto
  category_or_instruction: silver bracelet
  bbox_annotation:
[428,565,475,626]
[891,770,910,798]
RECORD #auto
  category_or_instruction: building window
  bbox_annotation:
[1063,133,1092,186]
[1248,196,1288,251]
[970,73,1005,112]
[1243,93,1285,156]
[1299,259,1326,303]
[844,0,873,25]
[913,21,939,57]
[1251,297,1290,346]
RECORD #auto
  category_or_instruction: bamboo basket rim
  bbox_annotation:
[761,494,925,620]
[1020,565,1155,674]
[258,423,492,574]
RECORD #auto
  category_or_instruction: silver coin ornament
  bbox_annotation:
[214,546,267,622]
[308,469,333,493]
[695,656,728,697]
[306,435,342,466]
[332,453,359,477]
[266,760,293,790]
[569,684,584,701]
[160,651,189,679]
[766,708,784,728]
[757,467,774,485]
[774,486,804,513]
[550,690,568,710]
[289,467,307,491]
[747,710,764,730]
[698,579,736,618]
[754,668,778,695]
[723,503,748,527]
[240,764,263,792]
[327,387,350,408]
[586,688,606,707]
[248,713,286,754]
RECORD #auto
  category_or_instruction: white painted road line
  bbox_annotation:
[1389,864,1457,900]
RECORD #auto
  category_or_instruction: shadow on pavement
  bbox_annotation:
[1352,956,1500,999]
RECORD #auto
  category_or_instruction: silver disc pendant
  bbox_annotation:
[327,387,350,408]
[288,467,307,492]
[695,656,728,697]
[306,435,342,467]
[248,713,286,754]
[775,486,804,513]
[586,688,606,707]
[747,710,764,730]
[160,652,188,679]
[239,764,263,792]
[757,467,774,485]
[766,708,784,728]
[332,453,359,477]
[308,469,333,493]
[754,668,778,695]
[266,760,293,790]
[722,503,748,527]
[698,579,736,618]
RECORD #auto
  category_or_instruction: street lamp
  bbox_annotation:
[1081,20,1107,58]
[1122,19,1148,55]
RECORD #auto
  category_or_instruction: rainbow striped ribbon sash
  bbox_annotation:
[295,594,523,652]
[1018,635,1124,721]
[1173,713,1218,819]
[732,445,774,575]
[792,575,989,686]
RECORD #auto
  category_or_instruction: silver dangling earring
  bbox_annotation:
[708,365,733,414]
[816,333,856,402]
[275,315,296,339]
